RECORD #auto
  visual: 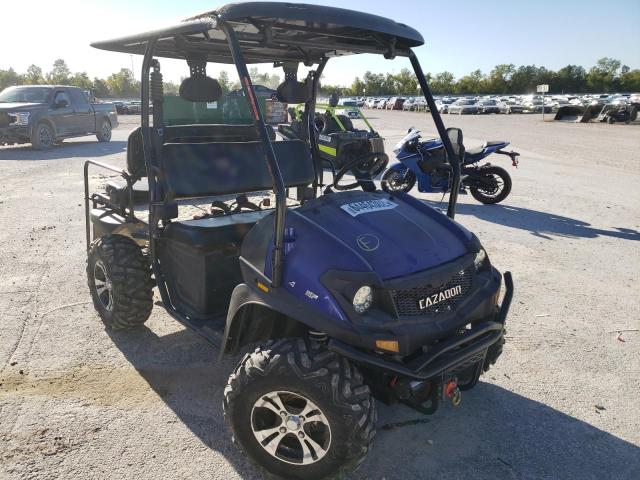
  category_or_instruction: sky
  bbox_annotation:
[1,0,639,86]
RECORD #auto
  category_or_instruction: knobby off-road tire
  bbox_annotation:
[469,165,512,205]
[224,338,377,479]
[87,234,153,329]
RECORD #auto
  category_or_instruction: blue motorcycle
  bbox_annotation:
[382,129,520,204]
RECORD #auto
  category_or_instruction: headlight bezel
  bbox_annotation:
[9,112,30,126]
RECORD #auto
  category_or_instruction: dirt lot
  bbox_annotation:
[1,112,639,480]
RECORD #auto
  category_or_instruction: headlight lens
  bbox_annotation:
[353,286,373,314]
[9,112,30,126]
[474,248,488,272]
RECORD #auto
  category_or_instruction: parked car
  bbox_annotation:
[413,98,427,111]
[385,97,405,110]
[448,98,479,114]
[0,85,118,149]
[476,99,501,114]
[375,99,388,109]
[402,98,415,111]
[499,100,525,114]
[522,99,553,113]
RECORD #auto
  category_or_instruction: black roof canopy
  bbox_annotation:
[91,2,424,64]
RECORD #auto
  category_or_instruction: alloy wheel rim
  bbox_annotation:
[251,390,331,465]
[93,260,113,311]
[102,123,111,137]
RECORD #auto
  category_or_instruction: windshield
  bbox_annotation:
[0,86,53,103]
[393,129,421,154]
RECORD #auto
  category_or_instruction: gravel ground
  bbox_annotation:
[0,112,638,480]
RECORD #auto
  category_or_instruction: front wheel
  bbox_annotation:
[468,166,512,204]
[381,168,416,193]
[224,338,376,479]
[96,119,112,142]
[31,122,55,150]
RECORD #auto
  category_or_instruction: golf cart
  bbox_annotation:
[280,92,388,174]
[86,3,513,478]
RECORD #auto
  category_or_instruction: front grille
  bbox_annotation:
[390,266,474,316]
[0,112,9,128]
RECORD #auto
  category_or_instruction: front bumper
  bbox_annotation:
[329,271,513,380]
[0,125,31,144]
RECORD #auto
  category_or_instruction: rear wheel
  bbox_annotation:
[469,166,512,204]
[607,117,616,124]
[381,168,416,193]
[87,234,153,329]
[96,119,112,142]
[224,338,376,480]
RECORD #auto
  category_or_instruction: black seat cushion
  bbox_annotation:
[106,178,149,206]
[161,139,314,198]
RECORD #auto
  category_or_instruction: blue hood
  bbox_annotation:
[293,191,471,280]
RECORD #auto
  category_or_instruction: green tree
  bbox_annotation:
[618,69,640,92]
[0,68,24,90]
[456,69,485,94]
[393,68,418,95]
[218,70,231,93]
[554,65,587,93]
[106,68,139,97]
[485,64,515,94]
[587,57,622,92]
[430,71,455,94]
[47,59,71,84]
[93,78,110,98]
[24,65,44,85]
[69,72,93,89]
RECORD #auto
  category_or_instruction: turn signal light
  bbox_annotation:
[256,281,270,293]
[375,339,399,353]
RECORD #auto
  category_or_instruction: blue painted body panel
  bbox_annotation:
[263,191,471,319]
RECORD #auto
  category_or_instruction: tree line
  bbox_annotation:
[1,57,638,99]
[321,58,640,96]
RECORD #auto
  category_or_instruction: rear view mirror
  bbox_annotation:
[446,127,464,160]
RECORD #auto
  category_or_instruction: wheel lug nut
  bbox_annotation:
[280,427,286,433]
[298,431,305,438]
[280,411,287,417]
[299,416,304,421]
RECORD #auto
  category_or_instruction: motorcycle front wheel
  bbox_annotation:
[468,166,512,204]
[381,169,416,193]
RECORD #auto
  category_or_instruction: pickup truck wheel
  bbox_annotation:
[96,120,112,142]
[87,234,153,329]
[224,338,376,480]
[31,122,55,150]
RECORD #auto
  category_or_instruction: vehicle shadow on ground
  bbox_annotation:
[423,200,640,241]
[0,140,125,160]
[107,326,640,479]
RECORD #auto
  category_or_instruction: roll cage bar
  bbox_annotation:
[95,6,461,297]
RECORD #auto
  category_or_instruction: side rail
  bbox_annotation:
[83,160,134,253]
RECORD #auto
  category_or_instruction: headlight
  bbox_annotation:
[9,112,30,126]
[474,248,489,272]
[353,286,373,314]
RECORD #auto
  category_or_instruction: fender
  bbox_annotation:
[221,282,362,356]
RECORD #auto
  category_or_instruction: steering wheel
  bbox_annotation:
[333,152,389,191]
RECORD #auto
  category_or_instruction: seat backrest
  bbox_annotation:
[164,124,275,143]
[161,139,314,198]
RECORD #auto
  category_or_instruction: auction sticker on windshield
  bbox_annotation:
[341,199,398,217]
